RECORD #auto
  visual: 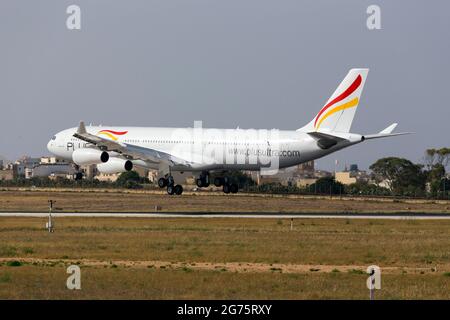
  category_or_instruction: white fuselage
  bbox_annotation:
[47,126,360,172]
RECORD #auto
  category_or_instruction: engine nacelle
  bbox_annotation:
[97,157,133,174]
[72,148,109,165]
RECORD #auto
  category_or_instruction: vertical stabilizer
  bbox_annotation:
[298,68,368,133]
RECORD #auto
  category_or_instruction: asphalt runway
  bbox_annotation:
[1,212,450,219]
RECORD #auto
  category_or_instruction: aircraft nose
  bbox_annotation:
[47,139,54,153]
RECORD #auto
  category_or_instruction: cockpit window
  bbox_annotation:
[51,136,56,140]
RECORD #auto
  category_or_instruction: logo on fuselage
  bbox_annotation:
[97,130,128,141]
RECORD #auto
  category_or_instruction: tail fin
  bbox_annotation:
[298,68,369,133]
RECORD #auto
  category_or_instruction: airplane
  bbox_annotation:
[47,68,410,195]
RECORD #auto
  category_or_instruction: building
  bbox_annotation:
[134,166,149,179]
[40,156,68,165]
[335,171,357,185]
[32,163,75,178]
[335,170,370,185]
[13,156,41,178]
[95,172,121,182]
[82,164,97,179]
[9,156,75,179]
[296,178,317,188]
[0,169,13,181]
[245,161,314,186]
[147,170,158,183]
[296,161,315,177]
[314,170,333,179]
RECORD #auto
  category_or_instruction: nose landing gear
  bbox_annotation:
[173,184,183,195]
[72,165,83,181]
[73,172,83,181]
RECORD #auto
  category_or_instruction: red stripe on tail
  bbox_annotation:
[314,74,362,127]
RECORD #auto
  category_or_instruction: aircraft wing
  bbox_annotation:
[72,121,191,167]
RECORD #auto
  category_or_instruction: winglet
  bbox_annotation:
[379,123,398,134]
[77,121,87,134]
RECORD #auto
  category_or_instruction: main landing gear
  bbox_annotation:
[158,171,239,195]
[158,176,183,195]
[197,172,239,194]
[195,172,210,188]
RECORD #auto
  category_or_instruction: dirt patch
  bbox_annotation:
[1,189,450,213]
[0,257,443,275]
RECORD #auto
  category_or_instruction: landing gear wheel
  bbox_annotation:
[214,177,223,187]
[167,175,175,186]
[223,183,231,194]
[167,185,175,195]
[158,177,167,188]
[73,172,83,181]
[174,185,183,195]
[196,172,210,188]
[230,183,238,194]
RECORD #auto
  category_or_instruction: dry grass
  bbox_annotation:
[0,189,449,213]
[1,266,450,299]
[0,216,450,299]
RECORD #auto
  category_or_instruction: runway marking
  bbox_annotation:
[1,212,450,219]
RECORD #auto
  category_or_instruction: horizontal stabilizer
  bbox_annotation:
[364,132,412,140]
[308,132,346,149]
[364,124,412,140]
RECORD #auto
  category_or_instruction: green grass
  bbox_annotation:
[6,261,22,267]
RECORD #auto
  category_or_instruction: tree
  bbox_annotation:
[309,176,344,195]
[115,170,144,189]
[423,148,450,197]
[424,163,450,197]
[345,181,390,196]
[370,157,427,195]
[424,148,450,170]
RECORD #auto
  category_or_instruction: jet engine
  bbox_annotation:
[97,157,133,174]
[72,148,109,165]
